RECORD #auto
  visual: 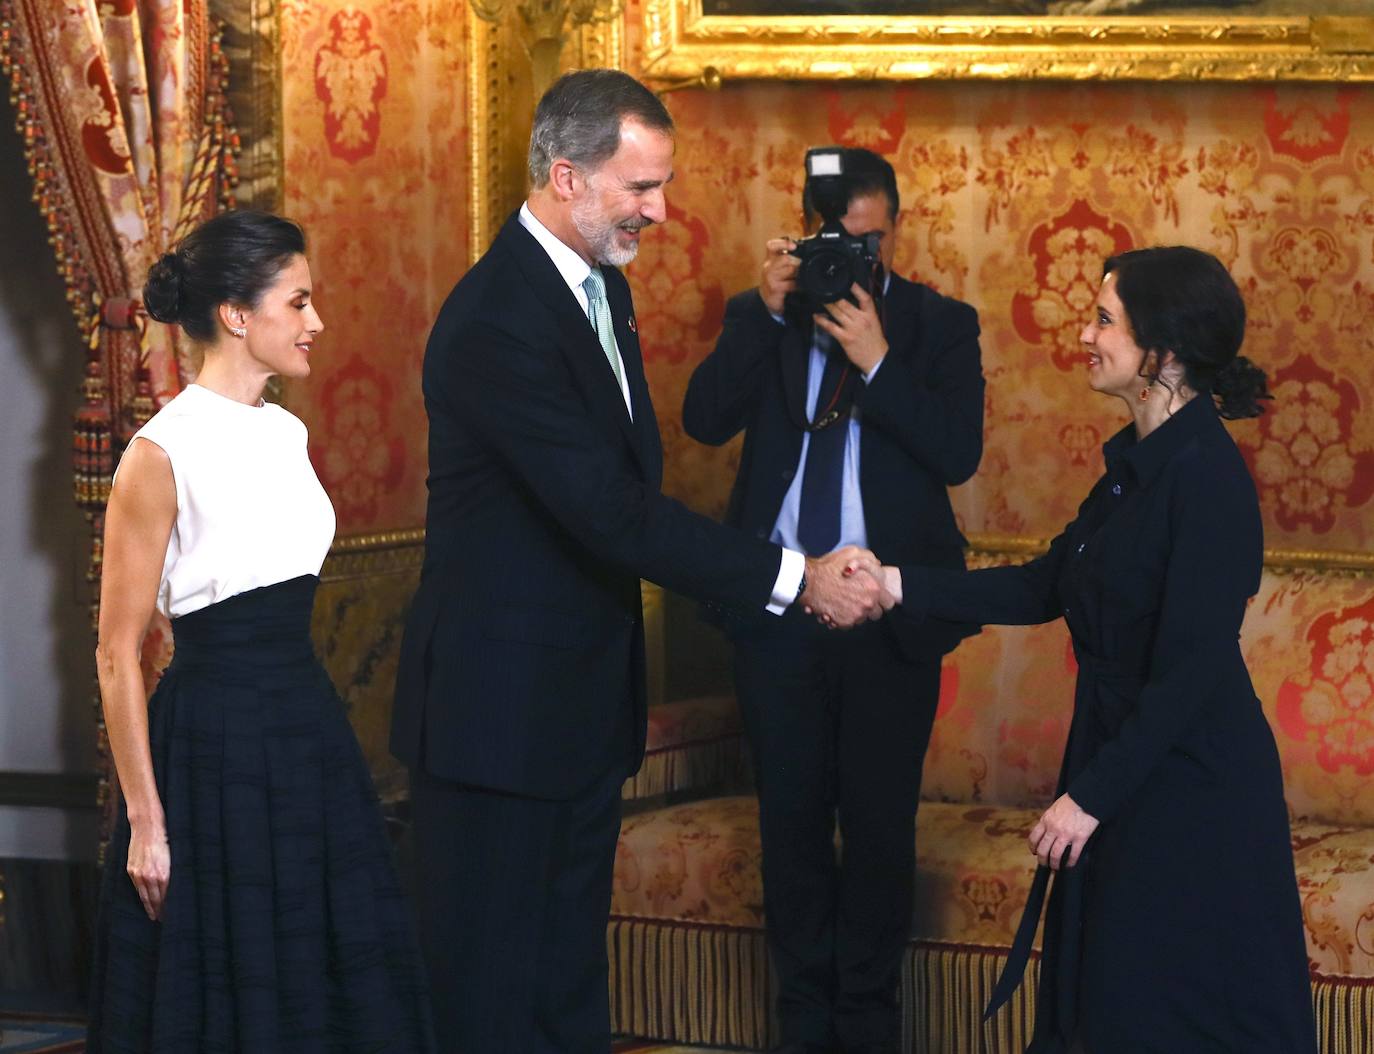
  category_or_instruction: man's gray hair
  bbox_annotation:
[528,69,674,188]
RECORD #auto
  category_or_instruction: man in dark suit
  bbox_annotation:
[682,148,985,1054]
[392,71,890,1054]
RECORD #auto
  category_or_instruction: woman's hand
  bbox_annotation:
[127,821,171,921]
[842,556,903,606]
[1030,793,1099,870]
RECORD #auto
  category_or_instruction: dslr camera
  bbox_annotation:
[786,147,884,317]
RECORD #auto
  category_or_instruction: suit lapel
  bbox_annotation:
[879,274,920,374]
[779,321,815,432]
[500,213,643,465]
[605,269,659,483]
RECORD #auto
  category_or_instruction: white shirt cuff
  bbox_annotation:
[862,356,885,384]
[766,547,806,615]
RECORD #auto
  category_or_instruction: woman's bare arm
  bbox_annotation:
[96,436,176,919]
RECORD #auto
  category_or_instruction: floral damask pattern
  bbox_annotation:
[1277,597,1374,781]
[611,549,1374,986]
[922,619,1075,812]
[923,565,1374,828]
[619,80,1374,552]
[272,26,1374,549]
[1250,357,1374,534]
[280,0,469,532]
[307,354,407,526]
[314,10,389,163]
[612,796,1374,974]
[643,694,741,755]
[1010,200,1134,373]
[1264,89,1354,166]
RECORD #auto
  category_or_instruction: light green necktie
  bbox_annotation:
[582,267,625,391]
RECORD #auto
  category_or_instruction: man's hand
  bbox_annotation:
[814,283,888,375]
[1029,793,1100,871]
[760,237,800,316]
[800,546,894,628]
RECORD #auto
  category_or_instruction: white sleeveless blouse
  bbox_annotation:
[121,383,337,619]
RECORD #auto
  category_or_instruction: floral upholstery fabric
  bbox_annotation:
[643,695,741,756]
[623,695,749,801]
[1294,822,1374,978]
[1246,570,1374,827]
[612,566,1374,985]
[922,566,1374,830]
[615,797,765,928]
[922,621,1076,811]
[612,796,1374,978]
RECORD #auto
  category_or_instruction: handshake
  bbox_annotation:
[799,546,903,629]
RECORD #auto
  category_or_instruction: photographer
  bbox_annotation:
[682,147,985,1054]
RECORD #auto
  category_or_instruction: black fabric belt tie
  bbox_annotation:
[983,646,1141,1033]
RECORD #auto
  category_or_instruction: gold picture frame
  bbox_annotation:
[640,0,1374,82]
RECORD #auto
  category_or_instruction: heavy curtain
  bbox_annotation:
[1,0,237,845]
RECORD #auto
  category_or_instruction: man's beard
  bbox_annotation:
[572,190,648,267]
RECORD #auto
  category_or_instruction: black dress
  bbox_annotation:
[903,395,1316,1053]
[87,577,435,1053]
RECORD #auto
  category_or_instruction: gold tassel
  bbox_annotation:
[607,919,772,1049]
[903,941,1037,1054]
[607,919,1368,1054]
[1312,973,1374,1054]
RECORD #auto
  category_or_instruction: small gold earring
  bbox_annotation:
[1139,385,1152,402]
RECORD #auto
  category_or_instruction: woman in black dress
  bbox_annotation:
[861,247,1315,1052]
[88,211,434,1053]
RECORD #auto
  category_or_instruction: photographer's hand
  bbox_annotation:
[760,237,800,316]
[815,283,888,375]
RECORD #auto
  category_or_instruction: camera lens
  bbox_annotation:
[800,247,853,303]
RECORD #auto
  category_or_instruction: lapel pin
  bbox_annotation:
[628,316,637,333]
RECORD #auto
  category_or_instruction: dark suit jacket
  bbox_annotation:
[392,211,783,800]
[682,275,984,662]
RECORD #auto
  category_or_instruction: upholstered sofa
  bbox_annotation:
[609,548,1374,1054]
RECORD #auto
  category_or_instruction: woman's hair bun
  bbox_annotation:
[143,251,184,325]
[1213,354,1272,420]
[139,212,306,342]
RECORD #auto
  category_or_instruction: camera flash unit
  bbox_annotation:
[806,149,843,178]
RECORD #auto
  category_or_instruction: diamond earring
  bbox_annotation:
[231,326,246,339]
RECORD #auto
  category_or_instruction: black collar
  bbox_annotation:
[1103,393,1219,486]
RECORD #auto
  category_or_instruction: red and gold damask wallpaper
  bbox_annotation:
[271,3,1374,558]
[277,0,471,533]
[625,79,1374,555]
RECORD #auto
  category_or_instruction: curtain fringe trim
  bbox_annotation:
[608,923,1370,1053]
[623,736,748,800]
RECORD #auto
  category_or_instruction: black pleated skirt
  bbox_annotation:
[88,576,435,1053]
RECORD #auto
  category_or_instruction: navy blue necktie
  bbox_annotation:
[797,340,849,556]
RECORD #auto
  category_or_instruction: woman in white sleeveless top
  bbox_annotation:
[87,211,434,1053]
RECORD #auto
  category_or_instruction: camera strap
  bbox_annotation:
[806,337,854,433]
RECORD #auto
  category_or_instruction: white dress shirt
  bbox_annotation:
[518,203,633,418]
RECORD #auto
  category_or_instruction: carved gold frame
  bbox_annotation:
[468,9,625,259]
[640,0,1374,82]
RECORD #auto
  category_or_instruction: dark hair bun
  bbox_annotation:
[138,211,306,342]
[1213,354,1272,420]
[143,251,184,324]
